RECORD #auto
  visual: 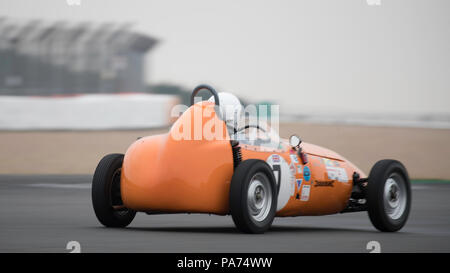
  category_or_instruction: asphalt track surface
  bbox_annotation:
[0,175,449,253]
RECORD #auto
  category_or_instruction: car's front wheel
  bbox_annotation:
[366,159,411,232]
[229,159,277,234]
[92,153,136,227]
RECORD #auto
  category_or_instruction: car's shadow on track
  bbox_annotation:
[118,225,379,234]
[270,225,378,234]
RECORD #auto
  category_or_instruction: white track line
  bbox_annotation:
[27,183,91,189]
[411,185,432,190]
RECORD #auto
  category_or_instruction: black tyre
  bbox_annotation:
[92,153,136,227]
[229,159,277,234]
[366,159,411,232]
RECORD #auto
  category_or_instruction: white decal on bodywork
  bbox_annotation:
[300,185,310,201]
[290,154,299,164]
[289,163,296,177]
[326,166,349,182]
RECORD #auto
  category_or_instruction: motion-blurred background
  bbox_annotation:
[0,0,449,178]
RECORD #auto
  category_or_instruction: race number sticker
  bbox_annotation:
[266,154,296,211]
[300,185,310,201]
[326,166,349,182]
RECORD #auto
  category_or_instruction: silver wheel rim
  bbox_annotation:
[247,172,272,222]
[383,173,407,220]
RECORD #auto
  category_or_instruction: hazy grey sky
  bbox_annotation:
[1,0,449,114]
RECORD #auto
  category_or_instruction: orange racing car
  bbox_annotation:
[92,85,411,234]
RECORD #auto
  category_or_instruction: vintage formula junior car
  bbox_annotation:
[92,85,411,233]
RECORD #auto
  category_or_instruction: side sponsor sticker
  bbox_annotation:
[295,179,303,199]
[321,158,342,167]
[326,166,349,183]
[289,163,296,177]
[314,180,334,187]
[272,154,280,163]
[300,185,310,201]
[290,154,299,164]
[303,166,311,182]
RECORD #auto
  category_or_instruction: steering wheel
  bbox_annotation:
[190,85,220,106]
[233,125,272,146]
[233,124,267,134]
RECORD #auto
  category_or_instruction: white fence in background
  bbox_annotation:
[0,94,179,130]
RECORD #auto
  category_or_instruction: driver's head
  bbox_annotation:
[208,92,243,128]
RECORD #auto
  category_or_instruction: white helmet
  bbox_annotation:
[208,92,243,127]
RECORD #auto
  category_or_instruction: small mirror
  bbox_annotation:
[289,134,301,148]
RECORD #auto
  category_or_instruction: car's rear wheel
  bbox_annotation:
[92,153,136,227]
[229,159,277,234]
[366,159,411,232]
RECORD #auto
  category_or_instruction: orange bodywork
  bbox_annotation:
[240,143,365,216]
[121,102,366,216]
[121,102,234,215]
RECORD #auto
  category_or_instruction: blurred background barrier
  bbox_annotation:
[0,17,184,130]
[0,18,157,96]
[0,94,179,130]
